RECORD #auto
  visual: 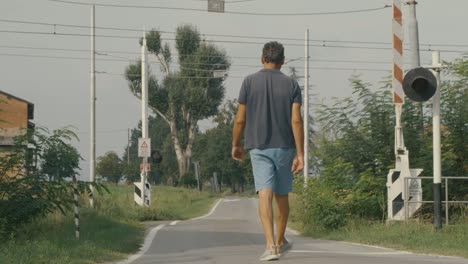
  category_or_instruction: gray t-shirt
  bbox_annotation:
[238,69,302,150]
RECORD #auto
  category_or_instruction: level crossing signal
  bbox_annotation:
[403,67,437,102]
[151,150,163,164]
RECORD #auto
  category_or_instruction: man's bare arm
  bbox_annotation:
[232,104,246,161]
[291,103,304,155]
[232,104,246,146]
[291,103,304,173]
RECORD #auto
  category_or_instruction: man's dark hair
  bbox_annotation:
[262,41,285,65]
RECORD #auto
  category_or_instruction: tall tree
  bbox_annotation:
[193,100,252,192]
[96,151,123,184]
[125,24,230,181]
[40,128,81,181]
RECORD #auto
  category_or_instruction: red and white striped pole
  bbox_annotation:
[393,0,406,155]
[73,174,80,239]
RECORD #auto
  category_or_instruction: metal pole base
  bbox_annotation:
[434,183,442,229]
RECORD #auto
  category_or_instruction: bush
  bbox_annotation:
[0,127,106,235]
[346,171,386,219]
[294,168,386,232]
[296,179,347,231]
[178,173,198,188]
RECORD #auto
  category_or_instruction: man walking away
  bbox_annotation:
[232,41,304,261]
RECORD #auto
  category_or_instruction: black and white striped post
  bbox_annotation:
[431,51,443,229]
[72,174,80,239]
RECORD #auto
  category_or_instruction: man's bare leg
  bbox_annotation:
[258,189,275,249]
[274,193,289,247]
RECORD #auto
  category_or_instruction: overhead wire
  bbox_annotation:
[191,0,258,3]
[0,44,432,66]
[2,29,467,54]
[0,51,439,71]
[48,0,391,16]
[2,18,468,49]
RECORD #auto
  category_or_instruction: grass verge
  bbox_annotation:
[0,185,216,264]
[289,193,468,258]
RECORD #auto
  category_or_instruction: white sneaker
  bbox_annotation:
[260,246,280,261]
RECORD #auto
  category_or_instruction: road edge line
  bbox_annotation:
[190,198,224,221]
[338,241,464,259]
[115,224,165,264]
[114,198,223,263]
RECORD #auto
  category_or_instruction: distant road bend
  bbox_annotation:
[118,197,468,264]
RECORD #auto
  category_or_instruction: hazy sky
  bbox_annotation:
[1,0,466,180]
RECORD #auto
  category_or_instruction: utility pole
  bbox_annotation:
[89,4,96,208]
[140,32,149,206]
[407,0,420,68]
[407,0,424,137]
[127,128,130,165]
[303,29,309,185]
[432,51,442,229]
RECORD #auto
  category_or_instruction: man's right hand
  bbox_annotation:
[232,146,245,161]
[291,155,304,175]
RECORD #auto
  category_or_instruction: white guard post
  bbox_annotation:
[387,166,423,220]
[134,181,151,206]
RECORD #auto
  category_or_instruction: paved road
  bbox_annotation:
[123,197,467,264]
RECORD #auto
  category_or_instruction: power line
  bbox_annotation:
[101,72,241,78]
[0,53,97,61]
[0,44,434,66]
[0,44,261,60]
[76,128,128,134]
[0,19,151,33]
[0,51,392,75]
[2,18,468,49]
[48,0,391,16]
[2,29,467,53]
[0,52,258,66]
[192,0,258,3]
[103,66,391,78]
[105,0,258,3]
[0,52,444,71]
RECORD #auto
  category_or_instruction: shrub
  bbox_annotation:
[294,168,386,232]
[0,127,106,235]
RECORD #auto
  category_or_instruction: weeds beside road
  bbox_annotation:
[289,193,468,258]
[0,185,216,264]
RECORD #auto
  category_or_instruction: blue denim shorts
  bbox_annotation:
[249,148,296,195]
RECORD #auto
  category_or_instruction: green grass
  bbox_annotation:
[0,210,143,264]
[289,193,468,258]
[0,185,217,264]
[318,220,468,258]
[95,185,217,221]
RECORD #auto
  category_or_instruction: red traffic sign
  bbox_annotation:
[140,163,151,172]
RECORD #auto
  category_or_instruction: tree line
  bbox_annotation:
[96,25,466,205]
[1,23,465,235]
[295,57,467,231]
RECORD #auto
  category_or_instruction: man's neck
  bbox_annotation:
[263,63,282,70]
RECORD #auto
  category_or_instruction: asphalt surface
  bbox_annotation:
[122,197,468,264]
